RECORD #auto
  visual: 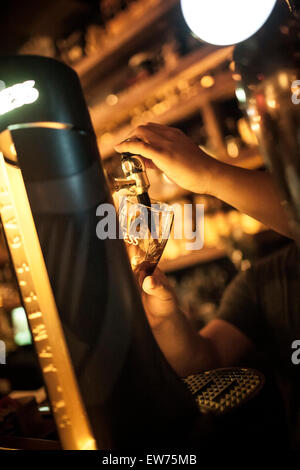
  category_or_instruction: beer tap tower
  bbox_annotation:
[0,56,198,449]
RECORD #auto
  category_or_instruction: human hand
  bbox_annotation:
[115,123,216,194]
[141,268,179,329]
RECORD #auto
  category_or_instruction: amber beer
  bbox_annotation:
[119,197,174,276]
[124,236,166,276]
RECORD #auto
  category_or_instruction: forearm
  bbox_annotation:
[115,124,291,238]
[152,309,220,377]
[202,160,291,238]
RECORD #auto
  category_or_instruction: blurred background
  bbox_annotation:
[0,0,291,396]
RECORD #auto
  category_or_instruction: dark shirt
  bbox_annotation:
[217,242,300,446]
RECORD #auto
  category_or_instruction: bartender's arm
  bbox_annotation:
[141,269,254,377]
[115,123,291,238]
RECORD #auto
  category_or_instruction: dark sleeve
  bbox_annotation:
[217,267,267,347]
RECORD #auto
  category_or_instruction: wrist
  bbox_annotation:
[150,308,182,332]
[204,158,224,198]
[189,151,223,197]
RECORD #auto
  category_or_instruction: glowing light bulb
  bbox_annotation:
[235,88,246,103]
[200,75,215,88]
[180,0,277,46]
[106,94,118,106]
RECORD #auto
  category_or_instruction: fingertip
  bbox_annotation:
[143,276,156,292]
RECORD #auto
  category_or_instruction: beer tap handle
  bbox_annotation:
[120,153,150,196]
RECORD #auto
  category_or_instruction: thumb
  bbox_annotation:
[142,275,174,301]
